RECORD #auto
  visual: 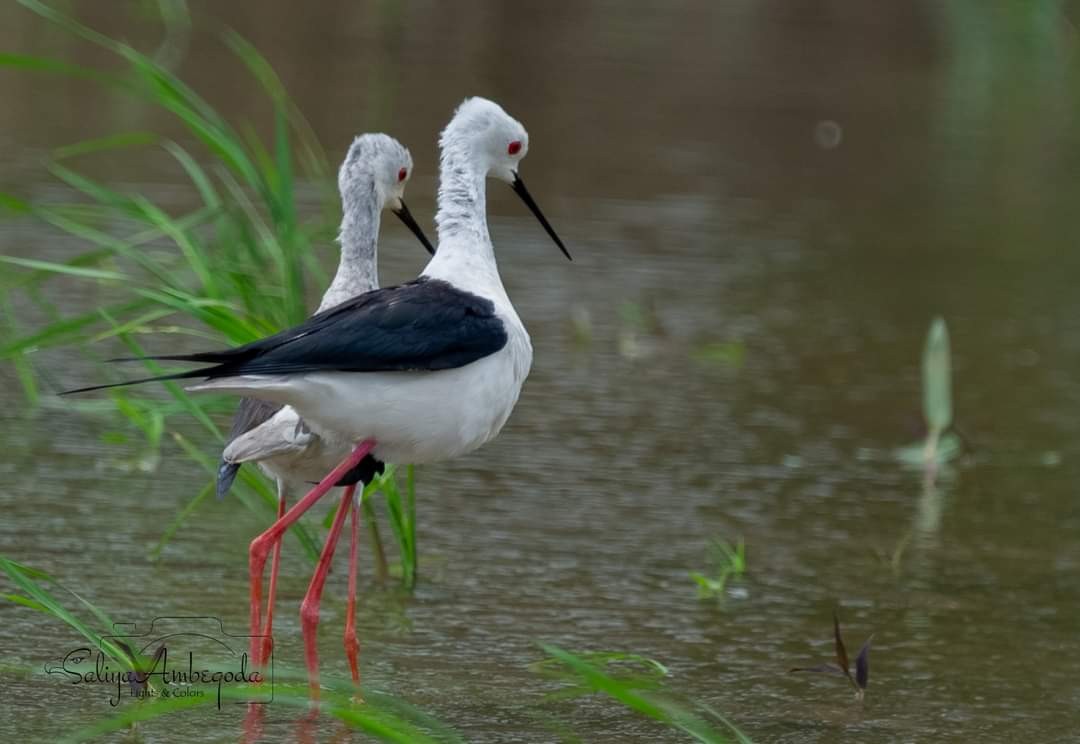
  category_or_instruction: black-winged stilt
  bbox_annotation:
[63,96,570,695]
[215,133,435,680]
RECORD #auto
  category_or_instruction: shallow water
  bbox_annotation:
[2,1,1080,741]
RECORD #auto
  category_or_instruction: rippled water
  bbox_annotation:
[2,1,1080,741]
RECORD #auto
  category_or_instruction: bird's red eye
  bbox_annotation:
[398,168,408,182]
[508,140,522,155]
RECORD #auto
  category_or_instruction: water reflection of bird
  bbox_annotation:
[64,97,571,697]
[215,133,435,680]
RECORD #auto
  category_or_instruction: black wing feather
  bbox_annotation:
[190,278,507,378]
[61,278,509,395]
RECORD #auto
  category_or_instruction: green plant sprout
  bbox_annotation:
[897,316,961,468]
[690,537,746,599]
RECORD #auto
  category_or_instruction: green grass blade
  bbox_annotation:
[405,464,417,587]
[0,292,41,405]
[84,307,176,344]
[149,477,213,562]
[111,329,220,440]
[0,556,129,665]
[0,255,130,281]
[0,298,153,357]
[0,191,33,214]
[52,131,159,160]
[48,162,144,217]
[0,52,131,91]
[130,195,215,292]
[60,681,462,744]
[538,645,746,744]
[378,467,416,588]
[222,25,330,182]
[922,317,953,436]
[161,140,220,209]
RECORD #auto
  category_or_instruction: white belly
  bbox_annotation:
[280,338,530,464]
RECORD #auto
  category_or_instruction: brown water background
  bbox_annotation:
[2,1,1080,741]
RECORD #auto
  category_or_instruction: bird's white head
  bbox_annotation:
[340,133,434,254]
[440,97,530,185]
[439,97,570,260]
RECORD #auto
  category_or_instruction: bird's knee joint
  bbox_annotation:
[300,600,320,629]
[249,535,272,563]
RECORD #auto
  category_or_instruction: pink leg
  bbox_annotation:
[300,484,355,699]
[248,441,375,673]
[344,489,361,688]
[258,486,287,668]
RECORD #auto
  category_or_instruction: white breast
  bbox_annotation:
[289,316,530,464]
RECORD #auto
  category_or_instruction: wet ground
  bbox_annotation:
[2,1,1080,741]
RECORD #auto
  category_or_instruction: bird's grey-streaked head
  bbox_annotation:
[339,133,434,255]
[439,97,569,260]
[339,133,414,212]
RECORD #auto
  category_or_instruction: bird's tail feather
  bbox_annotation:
[216,459,241,500]
[107,351,237,364]
[59,365,222,396]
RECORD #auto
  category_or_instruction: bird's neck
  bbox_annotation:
[427,140,501,289]
[320,193,381,312]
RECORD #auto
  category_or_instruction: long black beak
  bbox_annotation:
[511,174,572,261]
[392,199,436,255]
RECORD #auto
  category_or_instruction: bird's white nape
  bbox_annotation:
[427,97,532,286]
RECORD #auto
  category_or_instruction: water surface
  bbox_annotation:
[2,1,1079,741]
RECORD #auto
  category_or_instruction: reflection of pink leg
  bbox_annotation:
[300,485,355,699]
[344,490,361,688]
[295,708,319,743]
[248,441,375,676]
[242,702,264,743]
[259,486,287,668]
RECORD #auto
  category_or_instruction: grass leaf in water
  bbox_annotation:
[790,609,872,701]
[923,316,952,438]
[537,645,750,743]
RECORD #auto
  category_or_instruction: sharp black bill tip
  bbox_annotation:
[392,200,436,255]
[510,174,572,261]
